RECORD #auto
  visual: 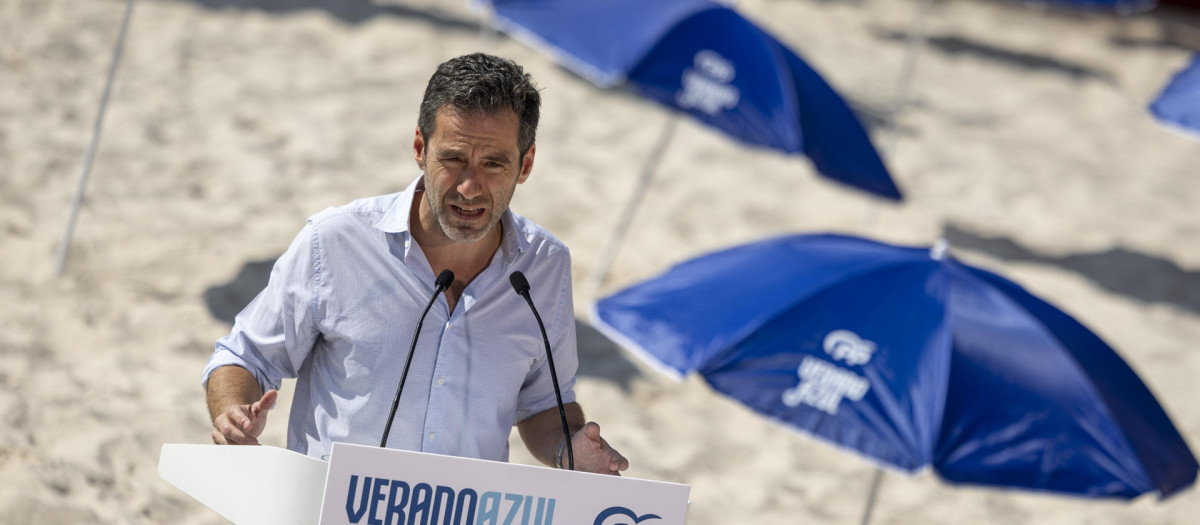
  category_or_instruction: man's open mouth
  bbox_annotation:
[450,205,485,218]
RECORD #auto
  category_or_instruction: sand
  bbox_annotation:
[1,0,1198,523]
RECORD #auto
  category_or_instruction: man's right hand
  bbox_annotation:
[211,389,277,445]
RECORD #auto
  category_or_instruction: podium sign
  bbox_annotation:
[320,443,690,525]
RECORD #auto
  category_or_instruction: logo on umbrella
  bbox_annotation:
[594,233,1198,497]
[676,50,740,115]
[823,329,876,366]
[781,330,875,415]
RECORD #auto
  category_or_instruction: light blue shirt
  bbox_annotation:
[203,176,578,462]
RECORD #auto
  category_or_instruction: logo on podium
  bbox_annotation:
[321,443,690,525]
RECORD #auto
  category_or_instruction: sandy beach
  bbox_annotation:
[2,0,1199,523]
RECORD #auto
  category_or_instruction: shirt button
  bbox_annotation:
[437,378,445,386]
[446,322,453,329]
[428,432,436,440]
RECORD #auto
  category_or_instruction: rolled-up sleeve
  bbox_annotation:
[202,221,324,393]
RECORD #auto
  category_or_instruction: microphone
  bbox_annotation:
[508,271,574,470]
[380,269,454,448]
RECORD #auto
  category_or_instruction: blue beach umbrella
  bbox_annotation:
[477,0,900,201]
[475,0,902,291]
[1150,54,1200,141]
[592,234,1197,503]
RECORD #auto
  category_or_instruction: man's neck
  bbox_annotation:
[410,192,503,313]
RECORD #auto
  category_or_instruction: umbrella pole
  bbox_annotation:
[585,115,678,297]
[886,0,934,136]
[859,467,885,525]
[54,0,137,276]
[862,0,933,231]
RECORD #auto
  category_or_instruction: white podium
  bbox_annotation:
[159,443,691,525]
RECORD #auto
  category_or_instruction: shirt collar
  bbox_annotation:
[373,176,422,235]
[373,175,530,261]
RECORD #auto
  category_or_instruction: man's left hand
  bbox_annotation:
[565,422,629,475]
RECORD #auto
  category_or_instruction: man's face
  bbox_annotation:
[414,107,534,244]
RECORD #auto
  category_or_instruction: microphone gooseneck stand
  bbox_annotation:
[509,271,574,471]
[380,269,454,448]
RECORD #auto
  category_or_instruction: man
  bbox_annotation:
[203,53,628,475]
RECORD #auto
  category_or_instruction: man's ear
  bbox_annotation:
[413,127,427,170]
[517,143,536,184]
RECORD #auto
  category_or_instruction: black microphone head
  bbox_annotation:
[508,271,530,295]
[435,269,455,290]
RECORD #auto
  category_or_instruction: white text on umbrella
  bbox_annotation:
[782,357,870,415]
[676,50,740,115]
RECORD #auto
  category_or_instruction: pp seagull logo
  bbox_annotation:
[823,329,876,366]
[593,506,662,525]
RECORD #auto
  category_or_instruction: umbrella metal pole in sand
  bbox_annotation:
[859,467,886,525]
[859,0,934,233]
[887,0,935,136]
[584,115,679,297]
[54,0,136,276]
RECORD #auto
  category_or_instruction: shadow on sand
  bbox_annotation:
[204,257,644,389]
[174,0,480,29]
[1110,3,1200,51]
[942,224,1200,315]
[874,29,1116,84]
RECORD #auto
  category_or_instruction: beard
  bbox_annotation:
[424,181,509,244]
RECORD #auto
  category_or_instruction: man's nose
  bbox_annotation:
[456,167,484,200]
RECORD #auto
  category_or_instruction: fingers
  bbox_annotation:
[610,452,630,474]
[213,403,264,445]
[210,427,256,445]
[578,422,630,476]
[252,390,278,418]
[211,389,277,446]
[229,404,256,431]
[213,412,260,445]
[599,442,629,476]
[582,421,602,441]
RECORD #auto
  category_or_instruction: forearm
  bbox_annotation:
[518,402,585,467]
[205,365,264,422]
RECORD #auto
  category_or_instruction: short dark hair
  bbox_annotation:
[418,53,541,158]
